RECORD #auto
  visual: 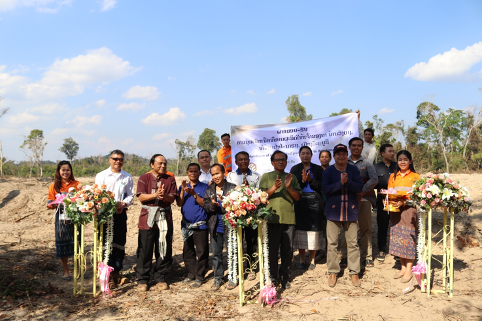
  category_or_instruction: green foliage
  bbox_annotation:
[59,137,79,162]
[197,128,221,155]
[329,108,353,117]
[286,95,312,122]
[174,136,197,175]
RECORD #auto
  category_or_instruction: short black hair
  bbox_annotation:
[150,154,165,165]
[210,163,225,174]
[197,150,211,158]
[299,146,313,155]
[318,149,332,160]
[110,149,125,157]
[349,137,364,147]
[186,163,200,171]
[364,128,374,135]
[380,143,393,154]
[235,151,249,161]
[221,133,230,139]
[270,150,288,162]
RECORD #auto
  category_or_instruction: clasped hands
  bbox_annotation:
[272,173,293,191]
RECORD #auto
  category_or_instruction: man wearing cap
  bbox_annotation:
[322,144,364,287]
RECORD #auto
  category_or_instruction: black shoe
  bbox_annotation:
[281,280,291,289]
[298,263,307,270]
[340,258,347,268]
[191,280,202,288]
[365,259,374,268]
[377,251,386,262]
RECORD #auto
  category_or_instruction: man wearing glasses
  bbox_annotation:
[95,149,135,289]
[259,150,302,289]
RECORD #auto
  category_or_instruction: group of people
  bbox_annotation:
[47,129,420,292]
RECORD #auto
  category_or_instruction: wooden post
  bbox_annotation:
[237,227,244,307]
[449,208,455,297]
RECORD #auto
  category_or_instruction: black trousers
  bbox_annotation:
[267,224,294,282]
[103,209,127,272]
[244,226,258,272]
[183,229,209,281]
[136,226,173,284]
[377,195,390,253]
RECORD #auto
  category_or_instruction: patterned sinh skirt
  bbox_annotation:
[389,206,417,260]
[293,230,322,250]
[55,206,75,258]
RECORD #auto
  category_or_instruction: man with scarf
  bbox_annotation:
[176,163,209,288]
[136,154,178,292]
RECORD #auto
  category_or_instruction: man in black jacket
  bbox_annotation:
[374,144,396,262]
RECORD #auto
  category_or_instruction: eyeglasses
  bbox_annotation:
[273,158,286,162]
[111,158,124,162]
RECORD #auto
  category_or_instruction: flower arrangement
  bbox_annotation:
[221,185,272,228]
[409,173,472,213]
[62,183,117,225]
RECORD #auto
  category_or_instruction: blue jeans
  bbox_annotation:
[211,232,225,283]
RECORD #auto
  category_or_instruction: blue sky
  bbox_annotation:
[1,0,481,162]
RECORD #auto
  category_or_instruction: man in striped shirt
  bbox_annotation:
[322,144,364,288]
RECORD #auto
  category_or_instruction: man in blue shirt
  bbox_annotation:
[176,163,209,288]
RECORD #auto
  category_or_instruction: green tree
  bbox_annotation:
[197,128,222,155]
[59,137,79,163]
[286,95,312,122]
[173,136,197,175]
[20,129,47,178]
[329,108,353,117]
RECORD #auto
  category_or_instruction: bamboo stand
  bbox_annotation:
[424,207,455,297]
[73,216,103,297]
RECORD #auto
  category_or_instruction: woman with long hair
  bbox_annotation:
[290,146,324,270]
[47,161,81,280]
[387,150,420,283]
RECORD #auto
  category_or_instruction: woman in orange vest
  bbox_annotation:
[387,150,420,283]
[47,161,81,280]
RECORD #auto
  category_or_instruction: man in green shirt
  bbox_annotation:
[259,150,302,289]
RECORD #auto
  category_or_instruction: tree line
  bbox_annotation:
[1,93,482,178]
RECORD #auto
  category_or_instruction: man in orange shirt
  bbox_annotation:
[216,133,232,175]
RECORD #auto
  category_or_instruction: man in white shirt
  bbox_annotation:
[95,149,134,288]
[198,150,212,184]
[227,151,262,281]
[361,128,376,165]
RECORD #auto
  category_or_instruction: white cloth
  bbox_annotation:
[95,168,135,206]
[199,168,212,185]
[361,141,377,165]
[226,170,261,188]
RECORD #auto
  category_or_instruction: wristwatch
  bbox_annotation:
[193,194,198,199]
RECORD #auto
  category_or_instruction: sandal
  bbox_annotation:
[247,272,256,281]
[211,281,222,291]
[226,281,237,290]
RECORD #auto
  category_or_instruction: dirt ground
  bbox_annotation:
[0,174,481,320]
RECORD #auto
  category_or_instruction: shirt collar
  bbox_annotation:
[349,155,364,162]
[396,169,412,177]
[188,181,200,188]
[235,168,252,175]
[201,168,210,175]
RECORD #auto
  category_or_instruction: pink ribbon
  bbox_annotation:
[258,284,277,305]
[98,262,114,299]
[411,262,427,290]
[48,193,67,206]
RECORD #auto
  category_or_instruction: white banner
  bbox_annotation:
[230,113,359,174]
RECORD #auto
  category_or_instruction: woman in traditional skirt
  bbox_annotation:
[290,146,324,270]
[47,161,81,280]
[387,150,420,283]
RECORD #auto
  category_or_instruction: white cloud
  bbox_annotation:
[141,107,186,126]
[267,88,275,94]
[280,116,288,123]
[193,110,214,116]
[0,66,29,97]
[224,102,257,115]
[302,92,312,96]
[20,47,139,99]
[231,90,236,94]
[167,76,175,81]
[95,99,106,107]
[98,136,111,144]
[331,89,343,96]
[100,0,116,12]
[379,107,395,114]
[152,133,171,141]
[405,42,482,82]
[0,0,73,13]
[28,103,64,115]
[247,90,256,95]
[122,85,160,101]
[123,138,134,145]
[7,112,39,124]
[72,115,102,127]
[116,102,146,111]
